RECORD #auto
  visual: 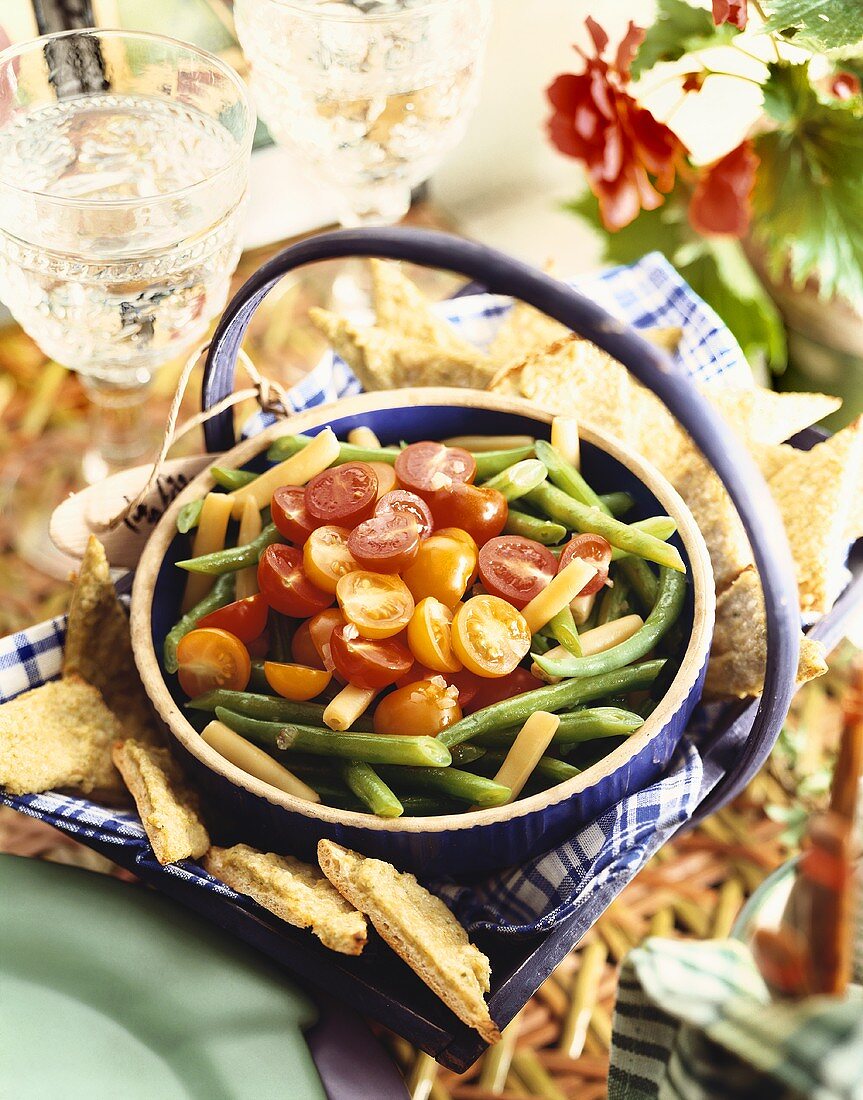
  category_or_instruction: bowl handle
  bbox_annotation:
[201,226,800,814]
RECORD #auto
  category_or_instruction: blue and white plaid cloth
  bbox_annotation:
[0,253,750,936]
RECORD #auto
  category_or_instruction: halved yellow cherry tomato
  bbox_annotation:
[336,570,415,639]
[368,461,398,500]
[176,627,251,697]
[303,525,360,594]
[373,676,463,736]
[451,595,531,678]
[407,597,463,674]
[264,661,332,701]
[402,534,477,608]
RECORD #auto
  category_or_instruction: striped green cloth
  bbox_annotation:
[609,937,863,1099]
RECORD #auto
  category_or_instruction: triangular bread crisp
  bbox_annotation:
[318,840,500,1043]
[706,387,841,446]
[205,844,367,955]
[0,676,125,798]
[63,535,161,743]
[112,739,209,865]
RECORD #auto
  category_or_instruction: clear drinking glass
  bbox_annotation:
[0,30,255,480]
[234,0,492,228]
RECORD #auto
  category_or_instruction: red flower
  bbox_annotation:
[712,0,748,29]
[831,71,861,100]
[546,18,689,231]
[688,141,758,237]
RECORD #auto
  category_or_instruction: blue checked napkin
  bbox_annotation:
[1,254,750,936]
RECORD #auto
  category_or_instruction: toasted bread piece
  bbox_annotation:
[318,840,500,1043]
[205,843,367,955]
[112,740,209,864]
[369,259,483,360]
[0,676,124,797]
[488,299,570,367]
[707,387,841,446]
[63,535,161,743]
[767,416,863,614]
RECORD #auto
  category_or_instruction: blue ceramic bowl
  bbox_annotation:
[132,388,715,878]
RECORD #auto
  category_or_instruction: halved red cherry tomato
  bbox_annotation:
[303,525,360,593]
[329,625,413,690]
[258,544,333,618]
[291,620,323,669]
[197,593,268,643]
[402,533,477,608]
[304,462,378,526]
[373,677,462,736]
[451,595,531,678]
[427,483,507,547]
[176,627,251,697]
[454,666,542,714]
[558,534,612,596]
[394,441,476,495]
[264,661,332,700]
[375,489,434,539]
[336,571,414,639]
[348,513,421,573]
[478,536,558,609]
[407,597,463,673]
[271,485,316,544]
[368,461,398,500]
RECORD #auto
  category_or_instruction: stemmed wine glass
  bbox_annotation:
[0,30,255,485]
[234,0,491,301]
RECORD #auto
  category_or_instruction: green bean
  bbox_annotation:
[534,439,607,511]
[480,750,580,784]
[163,573,235,673]
[342,762,403,818]
[177,498,204,534]
[309,781,366,812]
[503,509,567,545]
[549,604,582,656]
[450,743,486,766]
[267,434,400,466]
[598,576,632,625]
[525,482,685,572]
[375,765,511,808]
[215,708,452,766]
[438,660,666,747]
[473,446,536,479]
[481,459,548,502]
[176,523,281,575]
[619,556,659,612]
[186,689,331,728]
[269,612,293,664]
[610,517,677,561]
[475,707,643,749]
[599,491,634,517]
[210,466,259,491]
[533,567,686,679]
[248,660,270,693]
[531,633,556,655]
[400,795,461,816]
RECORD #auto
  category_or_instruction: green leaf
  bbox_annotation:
[762,0,863,54]
[630,0,739,80]
[564,189,786,368]
[752,64,863,306]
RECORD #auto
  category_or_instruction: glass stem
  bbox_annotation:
[81,373,153,484]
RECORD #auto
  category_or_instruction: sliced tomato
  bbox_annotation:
[373,677,462,736]
[176,627,251,697]
[304,462,378,526]
[307,608,346,672]
[258,544,333,618]
[427,483,508,547]
[264,661,332,701]
[558,533,612,596]
[271,485,317,544]
[402,533,477,608]
[196,593,268,643]
[348,513,421,573]
[290,620,323,669]
[367,461,398,500]
[407,596,463,674]
[478,536,558,609]
[303,525,360,593]
[374,489,434,539]
[451,595,531,678]
[329,625,413,690]
[455,665,542,714]
[396,660,442,689]
[336,570,415,640]
[246,632,271,660]
[394,441,476,495]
